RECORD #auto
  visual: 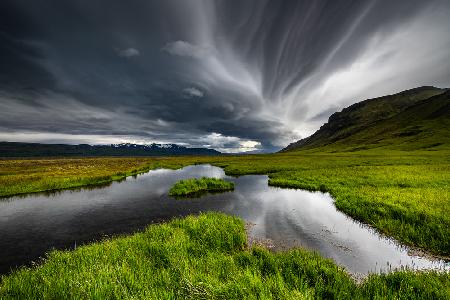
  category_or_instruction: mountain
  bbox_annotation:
[282,86,450,152]
[0,142,221,157]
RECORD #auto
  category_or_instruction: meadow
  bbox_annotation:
[1,149,449,256]
[1,212,448,299]
[0,157,170,197]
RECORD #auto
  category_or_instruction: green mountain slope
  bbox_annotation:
[282,86,450,152]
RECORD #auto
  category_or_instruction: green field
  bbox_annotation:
[169,177,234,197]
[0,157,168,197]
[1,149,449,256]
[1,145,450,298]
[1,212,448,299]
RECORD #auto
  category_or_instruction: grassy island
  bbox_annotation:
[169,177,234,197]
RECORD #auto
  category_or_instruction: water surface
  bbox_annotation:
[0,165,448,275]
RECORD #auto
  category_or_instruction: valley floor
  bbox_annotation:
[0,150,449,298]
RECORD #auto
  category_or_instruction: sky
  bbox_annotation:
[1,0,449,153]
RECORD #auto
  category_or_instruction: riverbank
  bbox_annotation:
[0,157,182,198]
[1,149,449,256]
[1,212,448,299]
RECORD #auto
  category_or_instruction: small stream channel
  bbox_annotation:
[0,164,448,275]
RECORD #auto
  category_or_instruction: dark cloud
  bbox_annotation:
[162,41,212,59]
[116,48,140,58]
[0,0,449,152]
[183,87,204,98]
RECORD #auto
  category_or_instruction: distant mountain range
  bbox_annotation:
[0,142,221,157]
[3,86,449,157]
[282,86,450,152]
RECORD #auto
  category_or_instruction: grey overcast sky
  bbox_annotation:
[1,0,449,152]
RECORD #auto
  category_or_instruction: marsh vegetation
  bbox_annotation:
[169,177,234,197]
[2,150,447,256]
[1,213,448,299]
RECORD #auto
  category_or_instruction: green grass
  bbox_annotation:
[1,212,448,299]
[1,150,449,256]
[283,87,450,152]
[169,177,234,197]
[169,151,450,257]
[310,92,450,152]
[0,157,186,198]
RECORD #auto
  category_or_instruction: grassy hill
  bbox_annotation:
[282,86,450,152]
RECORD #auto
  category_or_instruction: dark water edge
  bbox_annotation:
[0,165,448,276]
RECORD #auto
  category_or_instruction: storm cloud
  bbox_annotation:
[1,0,449,152]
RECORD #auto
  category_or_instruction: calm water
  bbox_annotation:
[0,165,448,275]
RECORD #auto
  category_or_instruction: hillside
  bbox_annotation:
[282,86,450,152]
[0,142,221,157]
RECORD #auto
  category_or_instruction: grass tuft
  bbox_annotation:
[169,177,234,197]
